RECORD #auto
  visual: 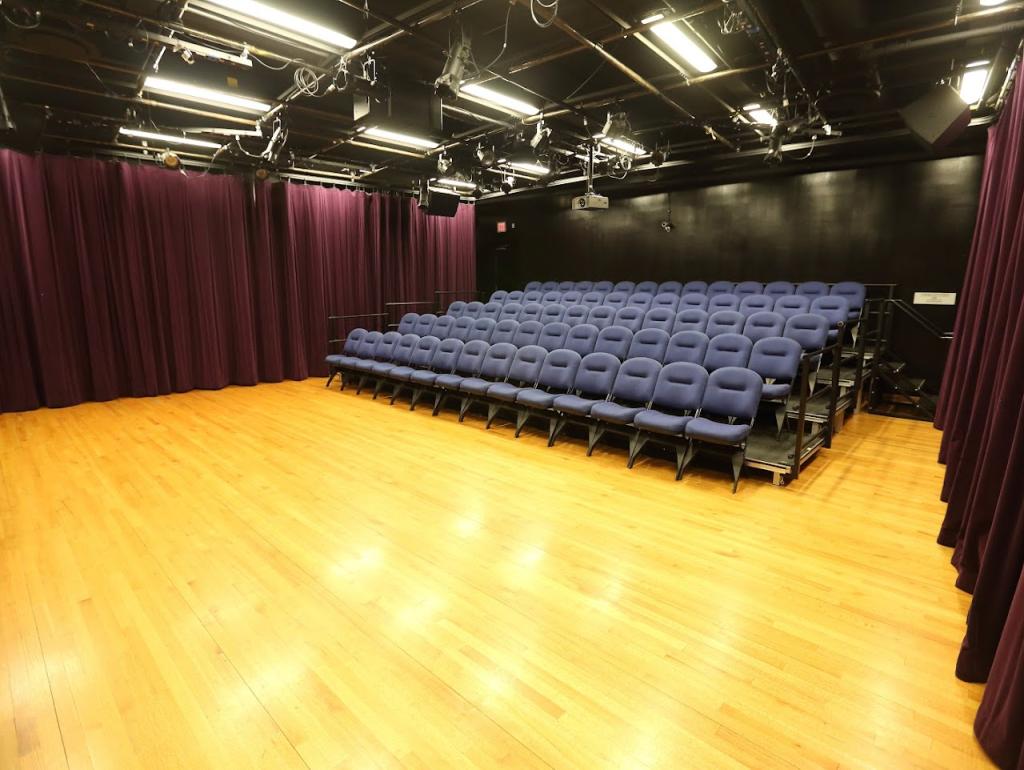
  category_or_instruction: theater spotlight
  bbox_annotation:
[500,174,515,194]
[476,143,496,168]
[530,120,552,155]
[435,30,472,101]
[0,84,15,132]
[651,141,669,167]
[160,151,181,169]
[437,151,452,174]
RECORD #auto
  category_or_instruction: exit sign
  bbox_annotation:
[496,221,507,233]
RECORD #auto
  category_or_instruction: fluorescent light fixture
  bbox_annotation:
[507,161,549,176]
[744,103,778,126]
[959,65,990,106]
[433,177,477,189]
[203,0,356,50]
[641,13,665,24]
[593,134,647,156]
[980,0,1007,6]
[143,76,270,113]
[362,126,439,149]
[460,83,539,116]
[118,128,222,149]
[644,18,717,73]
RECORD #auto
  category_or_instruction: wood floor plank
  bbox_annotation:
[0,380,992,769]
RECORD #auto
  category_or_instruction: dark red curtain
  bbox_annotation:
[0,150,475,412]
[933,68,1024,768]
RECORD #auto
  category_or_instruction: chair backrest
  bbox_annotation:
[603,291,629,310]
[479,342,517,380]
[523,290,544,304]
[561,290,583,306]
[796,281,829,299]
[410,313,436,336]
[738,295,775,316]
[505,290,524,304]
[643,308,675,333]
[454,339,489,375]
[734,281,764,298]
[540,281,559,291]
[593,280,614,293]
[704,332,753,371]
[557,280,575,292]
[701,367,763,422]
[743,311,786,343]
[763,281,795,299]
[612,280,636,293]
[431,338,464,371]
[679,292,709,311]
[498,303,523,322]
[610,357,661,404]
[574,280,593,292]
[466,318,496,342]
[682,280,708,294]
[635,281,659,295]
[447,300,467,317]
[541,291,562,304]
[829,281,866,317]
[595,325,634,359]
[488,290,508,304]
[587,306,616,329]
[538,322,570,351]
[708,293,740,312]
[376,331,402,360]
[540,304,566,324]
[658,280,684,295]
[574,352,621,397]
[651,362,708,413]
[409,335,440,367]
[524,281,543,292]
[707,281,735,296]
[564,323,599,357]
[783,313,829,350]
[563,305,590,327]
[536,348,583,391]
[463,301,485,319]
[673,309,710,334]
[512,320,544,347]
[810,295,850,328]
[774,294,811,319]
[479,302,503,321]
[627,328,670,361]
[613,307,644,332]
[392,334,420,365]
[706,310,745,337]
[490,319,520,345]
[518,303,543,323]
[750,337,802,383]
[664,330,710,365]
[650,292,681,312]
[626,292,654,313]
[580,291,605,308]
[397,313,419,334]
[507,344,547,385]
[355,331,383,358]
[342,328,367,355]
[450,316,475,341]
[430,315,454,339]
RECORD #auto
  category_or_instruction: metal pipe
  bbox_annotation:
[860,20,1024,58]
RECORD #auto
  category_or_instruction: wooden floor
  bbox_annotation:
[0,380,990,770]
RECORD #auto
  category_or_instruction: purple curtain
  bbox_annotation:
[933,71,1024,768]
[0,150,476,412]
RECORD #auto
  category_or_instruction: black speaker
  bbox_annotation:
[418,187,460,217]
[899,85,971,151]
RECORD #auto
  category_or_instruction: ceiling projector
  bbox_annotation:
[572,192,609,210]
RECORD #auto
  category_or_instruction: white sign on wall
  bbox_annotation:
[913,292,957,306]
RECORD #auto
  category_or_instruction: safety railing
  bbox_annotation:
[327,312,387,352]
[384,301,434,329]
[789,322,844,480]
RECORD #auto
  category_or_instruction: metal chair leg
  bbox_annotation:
[627,432,647,468]
[514,409,530,437]
[409,388,422,411]
[548,417,565,447]
[676,440,696,481]
[586,423,605,456]
[731,448,746,494]
[485,403,499,429]
[326,370,336,387]
[431,391,444,416]
[390,384,404,405]
[458,397,472,422]
[355,375,366,395]
[372,379,384,400]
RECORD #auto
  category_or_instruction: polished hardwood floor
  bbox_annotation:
[1,380,990,769]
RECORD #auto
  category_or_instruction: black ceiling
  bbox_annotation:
[1,0,1021,197]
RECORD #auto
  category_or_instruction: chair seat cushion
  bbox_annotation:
[591,402,645,425]
[761,383,791,399]
[369,361,398,374]
[459,377,492,395]
[409,370,440,385]
[634,409,692,436]
[388,365,416,381]
[434,373,465,389]
[685,417,751,445]
[553,394,603,416]
[515,388,558,408]
[325,354,347,366]
[487,382,525,401]
[328,355,359,368]
[352,358,379,372]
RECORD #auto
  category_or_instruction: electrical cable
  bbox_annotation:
[563,59,605,101]
[1,6,41,29]
[530,0,558,28]
[478,2,513,73]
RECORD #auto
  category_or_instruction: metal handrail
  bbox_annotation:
[327,312,388,349]
[887,298,955,340]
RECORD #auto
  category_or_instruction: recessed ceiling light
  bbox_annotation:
[118,127,222,149]
[362,126,439,149]
[202,0,356,51]
[643,19,717,73]
[143,76,270,113]
[459,83,539,117]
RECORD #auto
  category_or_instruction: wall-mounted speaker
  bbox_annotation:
[418,187,460,217]
[898,85,971,152]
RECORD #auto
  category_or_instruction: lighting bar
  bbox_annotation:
[143,76,270,113]
[202,0,356,51]
[593,134,647,156]
[118,128,222,149]
[743,103,778,127]
[459,83,539,117]
[432,177,477,189]
[507,161,549,176]
[640,13,717,74]
[362,126,439,150]
[959,64,991,106]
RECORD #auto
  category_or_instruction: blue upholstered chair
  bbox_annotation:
[456,342,518,421]
[561,290,583,306]
[664,331,709,366]
[397,313,419,334]
[489,290,509,304]
[706,310,745,337]
[523,290,544,304]
[707,281,735,296]
[484,344,548,425]
[512,320,544,347]
[612,280,636,293]
[549,352,621,446]
[580,291,606,308]
[386,335,440,405]
[411,313,436,336]
[742,311,786,343]
[463,301,485,319]
[557,280,575,292]
[626,328,670,362]
[783,313,829,351]
[587,306,616,329]
[593,281,615,293]
[588,357,662,455]
[642,308,675,334]
[498,303,522,323]
[830,281,866,321]
[479,302,502,321]
[763,281,795,300]
[594,325,633,359]
[774,295,811,319]
[564,324,599,357]
[626,292,654,313]
[672,309,709,334]
[704,333,753,372]
[635,281,659,295]
[490,319,519,345]
[734,281,764,298]
[524,281,543,292]
[537,322,570,352]
[518,303,543,323]
[810,296,850,341]
[511,349,583,438]
[540,304,566,325]
[682,280,708,294]
[708,293,740,313]
[612,307,644,333]
[447,300,467,317]
[563,305,590,327]
[738,295,774,317]
[541,291,562,304]
[603,291,630,311]
[574,281,594,292]
[657,281,684,295]
[630,362,709,472]
[431,340,490,415]
[505,290,525,305]
[795,281,829,300]
[430,315,454,339]
[650,292,681,312]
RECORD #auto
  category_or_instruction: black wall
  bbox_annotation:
[476,156,983,385]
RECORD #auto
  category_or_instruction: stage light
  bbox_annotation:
[437,152,452,174]
[476,144,496,168]
[460,83,539,117]
[119,127,222,149]
[435,31,472,100]
[959,63,991,106]
[203,0,356,51]
[433,177,477,189]
[641,13,717,74]
[160,151,181,169]
[651,146,667,167]
[508,161,549,177]
[530,121,552,154]
[362,126,439,149]
[500,175,515,194]
[744,103,778,127]
[143,76,270,113]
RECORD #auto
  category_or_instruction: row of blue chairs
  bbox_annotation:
[327,331,777,491]
[518,279,863,303]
